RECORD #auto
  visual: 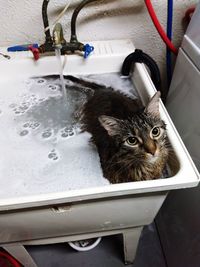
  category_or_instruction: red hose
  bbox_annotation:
[145,0,178,55]
[0,251,21,267]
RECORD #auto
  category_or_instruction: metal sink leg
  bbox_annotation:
[123,227,143,264]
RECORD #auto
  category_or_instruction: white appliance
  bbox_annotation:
[156,3,200,267]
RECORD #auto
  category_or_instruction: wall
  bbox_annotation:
[0,0,198,84]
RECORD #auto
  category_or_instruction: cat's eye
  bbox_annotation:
[150,127,161,139]
[126,137,138,146]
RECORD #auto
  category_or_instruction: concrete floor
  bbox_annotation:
[25,222,167,267]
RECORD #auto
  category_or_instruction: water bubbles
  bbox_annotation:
[21,101,28,106]
[9,76,82,145]
[60,127,75,138]
[36,78,46,85]
[64,126,72,132]
[23,121,40,130]
[42,132,52,138]
[48,84,59,91]
[48,149,59,161]
[33,122,40,128]
[42,129,52,139]
[31,122,40,129]
[65,80,74,86]
[9,103,17,109]
[61,132,68,138]
[20,105,29,111]
[10,99,31,116]
[14,111,21,115]
[23,122,30,128]
[48,152,57,159]
[19,130,29,136]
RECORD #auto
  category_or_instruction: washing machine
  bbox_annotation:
[156,2,200,267]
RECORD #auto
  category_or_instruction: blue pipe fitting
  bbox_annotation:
[83,44,94,59]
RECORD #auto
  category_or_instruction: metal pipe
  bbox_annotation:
[70,0,98,42]
[42,0,52,43]
[40,0,96,55]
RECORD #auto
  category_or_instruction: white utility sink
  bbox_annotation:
[0,40,199,267]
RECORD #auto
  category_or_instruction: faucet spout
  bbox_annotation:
[39,0,94,57]
[52,23,66,49]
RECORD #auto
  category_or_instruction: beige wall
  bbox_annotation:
[0,0,198,84]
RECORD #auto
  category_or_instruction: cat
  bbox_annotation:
[64,75,170,184]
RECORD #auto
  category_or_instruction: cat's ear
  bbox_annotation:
[98,115,121,136]
[145,91,161,117]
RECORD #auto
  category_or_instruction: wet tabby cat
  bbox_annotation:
[65,76,170,184]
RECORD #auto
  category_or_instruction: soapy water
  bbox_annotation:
[0,73,138,198]
[8,76,88,136]
[7,74,136,140]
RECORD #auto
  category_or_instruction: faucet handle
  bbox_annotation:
[83,44,94,59]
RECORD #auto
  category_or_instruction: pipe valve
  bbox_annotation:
[83,44,94,59]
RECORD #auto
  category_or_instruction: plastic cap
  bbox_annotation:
[83,44,94,59]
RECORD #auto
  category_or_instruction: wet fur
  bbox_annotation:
[64,76,170,184]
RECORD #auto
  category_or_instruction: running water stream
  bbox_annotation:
[55,48,67,100]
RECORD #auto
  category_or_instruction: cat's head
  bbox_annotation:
[98,92,169,165]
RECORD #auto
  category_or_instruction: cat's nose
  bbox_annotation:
[144,142,156,155]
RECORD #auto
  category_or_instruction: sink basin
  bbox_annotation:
[0,39,198,210]
[0,39,199,266]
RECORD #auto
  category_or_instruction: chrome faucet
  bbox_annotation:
[39,0,95,58]
[52,23,66,49]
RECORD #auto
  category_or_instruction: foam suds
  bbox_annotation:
[0,73,138,199]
